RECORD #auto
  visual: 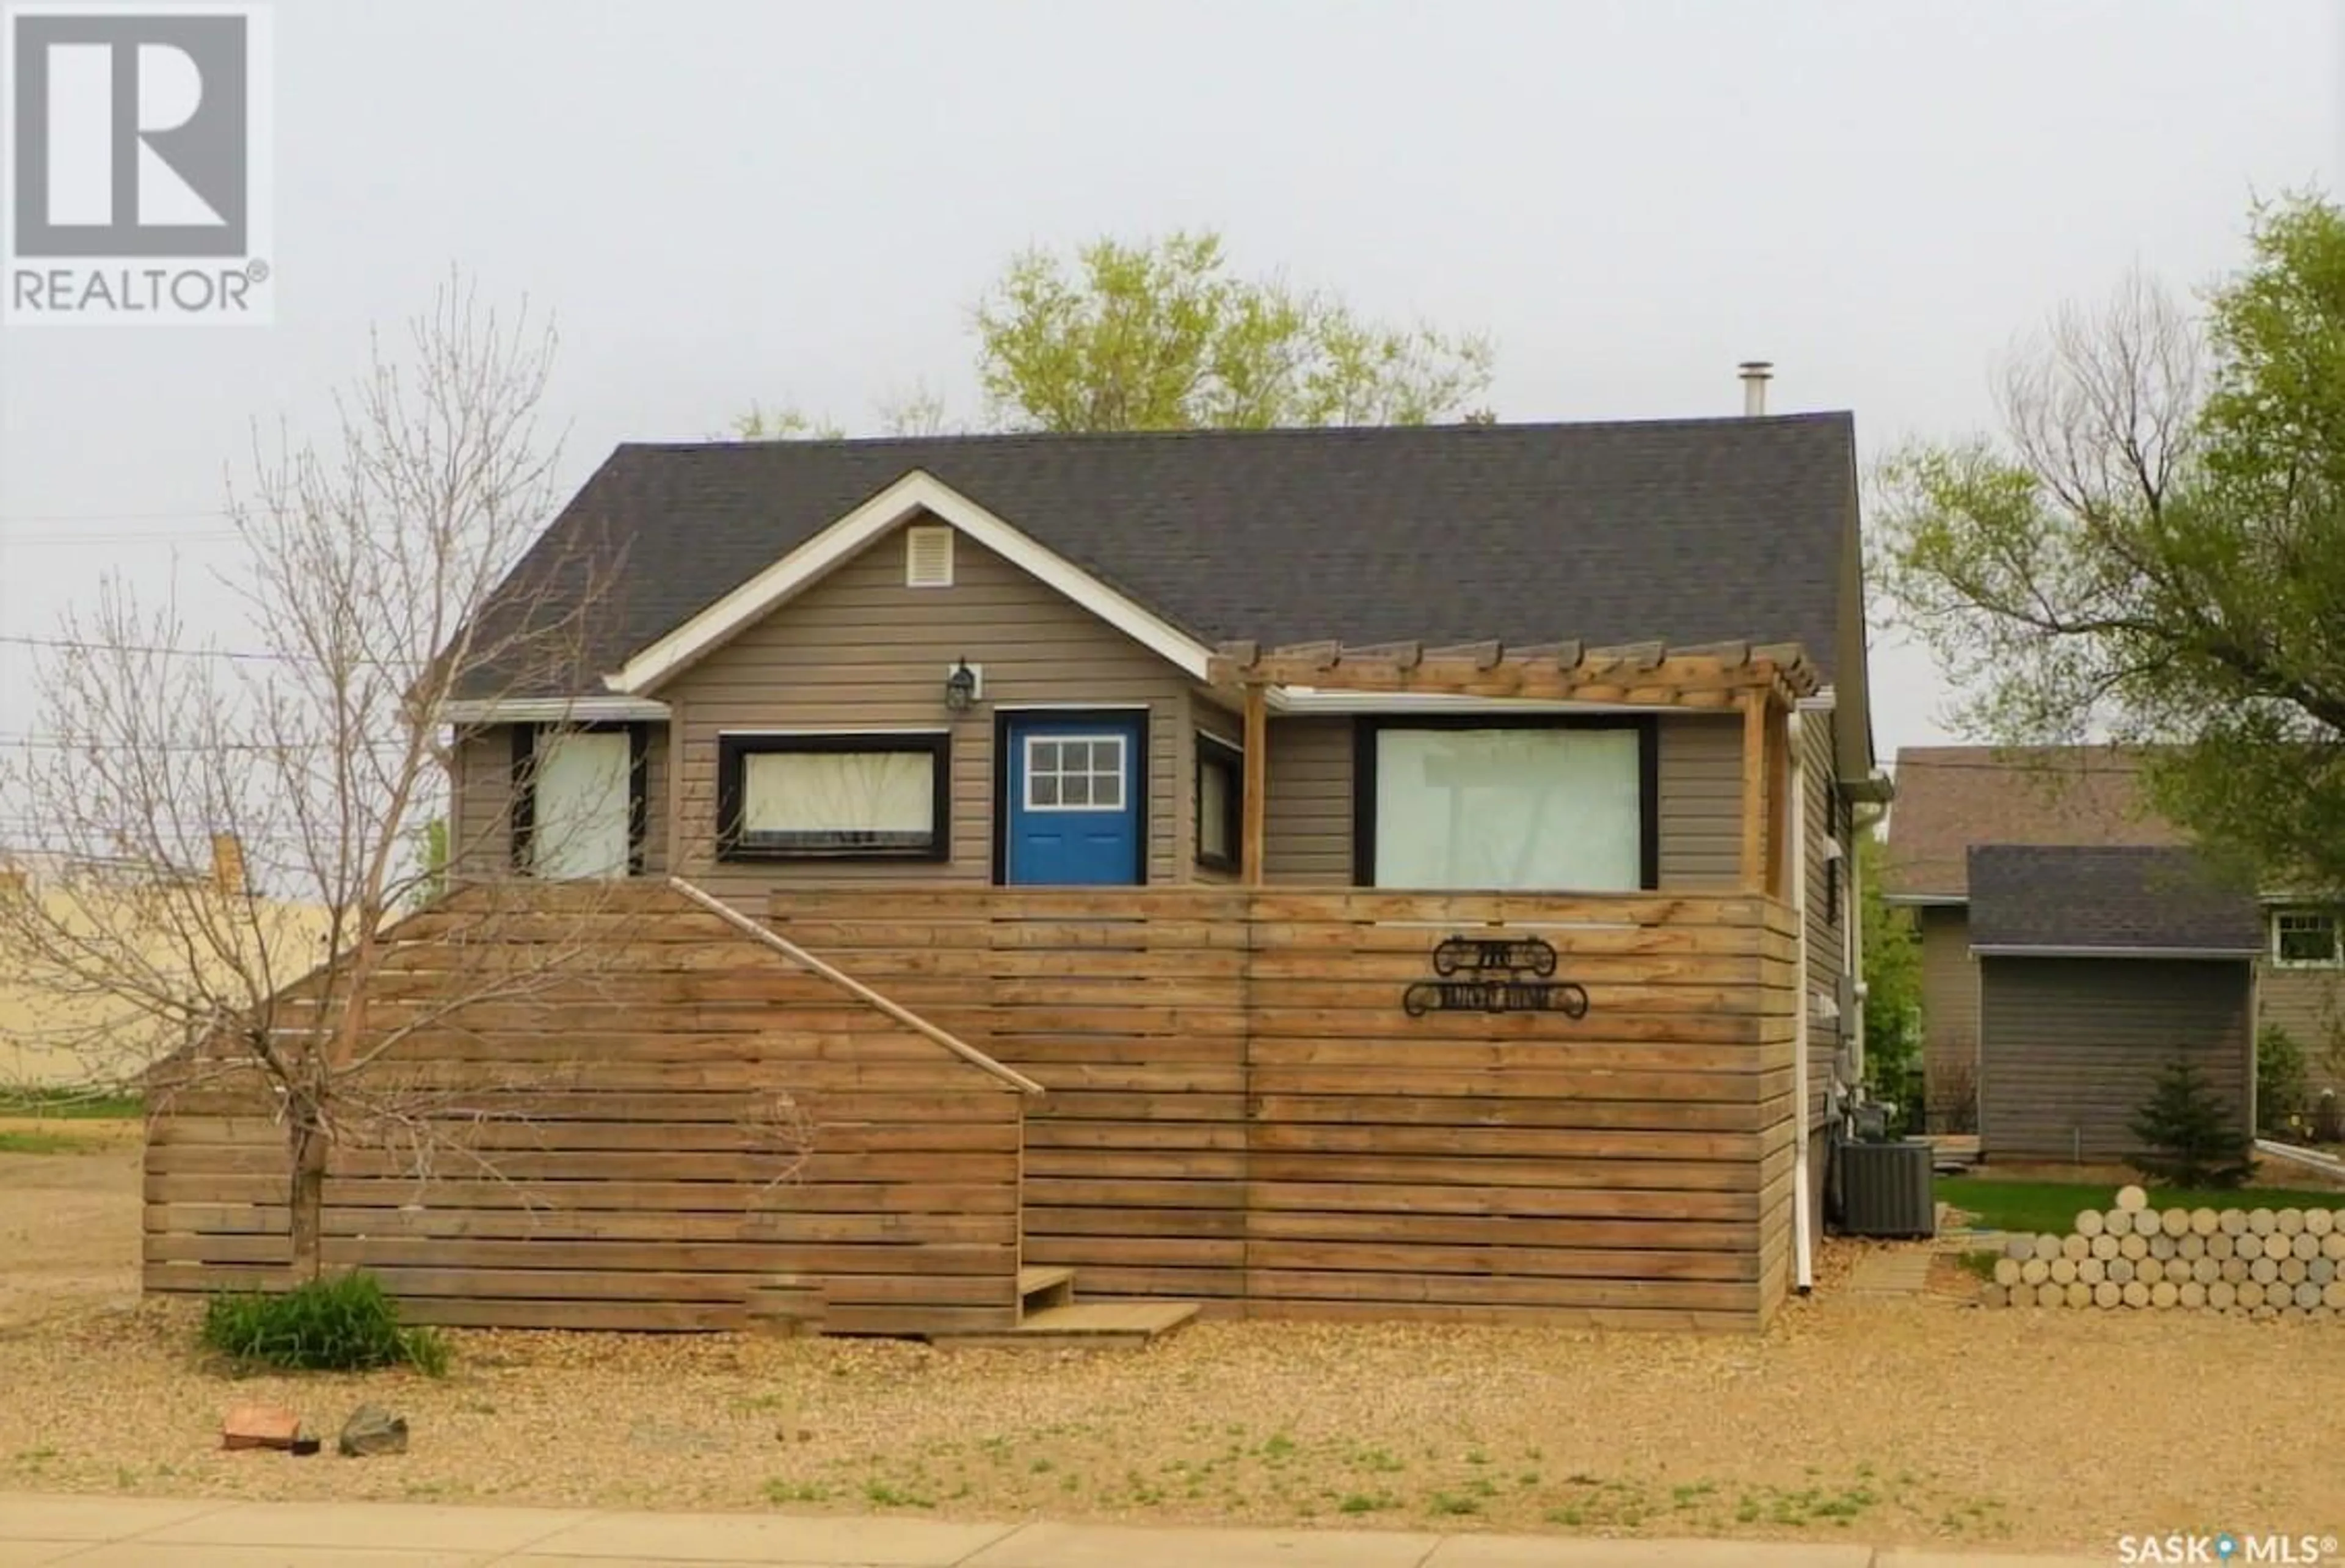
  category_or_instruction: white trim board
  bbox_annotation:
[605,470,1216,694]
[1881,893,1966,908]
[441,696,671,725]
[1971,944,2260,960]
[713,727,950,738]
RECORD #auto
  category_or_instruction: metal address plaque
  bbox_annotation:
[1402,934,1590,1018]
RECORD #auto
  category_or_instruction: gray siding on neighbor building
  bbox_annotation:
[1977,956,2253,1161]
[2258,964,2345,1098]
[1919,904,1979,1129]
[447,722,671,880]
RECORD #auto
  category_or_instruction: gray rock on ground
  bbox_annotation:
[337,1404,408,1457]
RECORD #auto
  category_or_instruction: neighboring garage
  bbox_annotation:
[1969,844,2260,1164]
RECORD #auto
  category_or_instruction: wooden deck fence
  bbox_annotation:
[769,886,1802,1332]
[144,882,1801,1335]
[144,885,1031,1332]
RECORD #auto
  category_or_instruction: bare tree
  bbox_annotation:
[0,270,642,1276]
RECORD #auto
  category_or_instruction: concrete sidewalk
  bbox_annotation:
[0,1493,2109,1567]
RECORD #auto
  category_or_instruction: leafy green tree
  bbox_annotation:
[410,817,448,911]
[1856,827,1924,1127]
[736,230,1496,438]
[973,231,1495,431]
[1874,193,2345,893]
[2129,1057,2254,1188]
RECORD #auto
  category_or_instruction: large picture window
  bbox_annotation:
[1356,719,1653,891]
[716,733,950,861]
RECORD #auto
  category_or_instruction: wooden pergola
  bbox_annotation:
[1206,638,1822,899]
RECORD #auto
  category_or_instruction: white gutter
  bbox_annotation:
[1788,707,1815,1296]
[439,695,672,725]
[1846,810,1865,1087]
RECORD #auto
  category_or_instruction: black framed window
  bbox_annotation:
[510,722,650,879]
[1350,715,1659,891]
[1196,734,1243,871]
[716,732,951,862]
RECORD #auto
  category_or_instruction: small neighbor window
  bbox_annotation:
[717,733,950,861]
[1196,735,1242,870]
[2274,908,2342,967]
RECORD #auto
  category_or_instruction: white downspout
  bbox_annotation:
[1788,709,1815,1296]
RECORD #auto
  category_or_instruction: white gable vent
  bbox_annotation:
[906,526,955,588]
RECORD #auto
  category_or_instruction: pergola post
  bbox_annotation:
[1740,689,1769,893]
[1765,700,1791,899]
[1241,681,1269,885]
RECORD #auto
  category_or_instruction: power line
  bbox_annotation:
[0,508,235,524]
[0,733,416,753]
[0,633,300,664]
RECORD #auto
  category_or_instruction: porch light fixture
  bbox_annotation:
[944,658,980,714]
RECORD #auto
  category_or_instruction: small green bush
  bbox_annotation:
[2257,1025,2311,1137]
[200,1271,448,1376]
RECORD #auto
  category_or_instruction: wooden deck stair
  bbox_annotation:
[935,1265,1199,1350]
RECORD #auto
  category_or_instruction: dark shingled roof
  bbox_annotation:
[1966,845,2262,956]
[470,414,1858,696]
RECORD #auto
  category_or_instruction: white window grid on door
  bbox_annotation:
[1023,734,1127,811]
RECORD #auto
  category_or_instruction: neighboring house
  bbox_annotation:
[1967,844,2260,1161]
[0,836,335,1090]
[1884,744,2345,1128]
[437,409,1889,1261]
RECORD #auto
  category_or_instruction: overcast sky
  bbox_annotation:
[1,0,2338,794]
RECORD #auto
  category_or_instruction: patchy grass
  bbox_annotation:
[0,1128,93,1155]
[1955,1250,2002,1282]
[0,1089,142,1120]
[1938,1177,2345,1235]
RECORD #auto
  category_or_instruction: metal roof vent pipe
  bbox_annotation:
[1739,360,1772,416]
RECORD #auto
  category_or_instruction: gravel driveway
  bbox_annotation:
[4,1139,2340,1557]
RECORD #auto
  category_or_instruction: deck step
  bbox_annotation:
[937,1299,1199,1351]
[1017,1264,1077,1315]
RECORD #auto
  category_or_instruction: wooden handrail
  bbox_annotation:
[665,876,1045,1097]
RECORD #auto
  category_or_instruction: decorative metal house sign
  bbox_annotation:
[1403,934,1590,1018]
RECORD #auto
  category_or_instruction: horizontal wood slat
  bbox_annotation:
[144,883,1025,1335]
[769,884,1800,1330]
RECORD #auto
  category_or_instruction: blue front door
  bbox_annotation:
[1002,714,1145,885]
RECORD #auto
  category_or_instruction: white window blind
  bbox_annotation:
[1372,727,1641,891]
[742,749,934,847]
[532,730,630,880]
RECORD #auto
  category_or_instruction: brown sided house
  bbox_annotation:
[1967,845,2260,1161]
[1885,746,2345,1129]
[396,407,1892,1331]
